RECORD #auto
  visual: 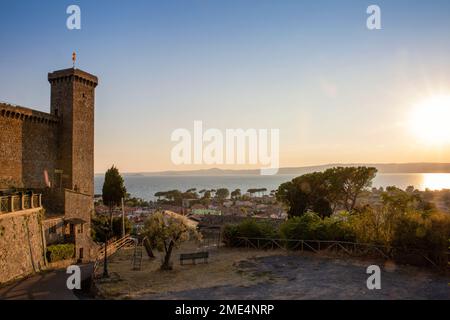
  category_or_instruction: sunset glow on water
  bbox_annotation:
[421,173,450,190]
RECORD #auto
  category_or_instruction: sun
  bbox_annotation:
[410,95,450,145]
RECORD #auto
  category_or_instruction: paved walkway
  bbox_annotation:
[0,264,93,300]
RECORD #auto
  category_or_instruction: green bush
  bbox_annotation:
[222,219,279,247]
[391,211,450,265]
[222,210,450,267]
[279,212,355,243]
[46,244,75,262]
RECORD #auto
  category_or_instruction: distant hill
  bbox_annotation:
[109,163,450,177]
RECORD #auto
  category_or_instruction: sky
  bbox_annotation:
[1,0,450,173]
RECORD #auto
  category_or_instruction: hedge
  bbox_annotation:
[222,219,279,247]
[46,244,75,262]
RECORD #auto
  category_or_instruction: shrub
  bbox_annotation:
[222,209,450,267]
[46,244,75,262]
[392,211,450,266]
[222,219,278,247]
[279,212,355,243]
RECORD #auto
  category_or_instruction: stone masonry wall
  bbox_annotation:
[0,209,46,284]
[64,189,96,261]
[0,104,59,190]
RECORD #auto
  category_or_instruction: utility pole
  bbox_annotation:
[122,197,125,238]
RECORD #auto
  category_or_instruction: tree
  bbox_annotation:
[231,189,241,200]
[102,166,127,214]
[442,190,450,207]
[183,188,199,199]
[203,190,211,199]
[154,191,165,201]
[276,166,377,217]
[216,188,230,200]
[101,165,126,277]
[276,172,332,218]
[143,212,200,270]
[154,190,183,205]
[336,166,377,211]
[112,216,132,238]
[91,214,109,243]
[260,188,268,196]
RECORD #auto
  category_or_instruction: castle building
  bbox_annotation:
[0,67,98,283]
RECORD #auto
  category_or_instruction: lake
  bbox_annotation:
[94,173,450,201]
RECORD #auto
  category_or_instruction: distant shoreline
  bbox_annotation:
[95,163,450,176]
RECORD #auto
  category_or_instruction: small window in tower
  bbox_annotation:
[82,93,85,98]
[55,109,59,116]
[49,225,57,234]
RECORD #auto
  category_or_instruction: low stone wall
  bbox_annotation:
[0,208,47,284]
[47,258,77,270]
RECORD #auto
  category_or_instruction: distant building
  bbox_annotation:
[191,209,222,216]
[235,200,253,207]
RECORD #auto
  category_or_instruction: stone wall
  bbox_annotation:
[64,189,96,261]
[0,103,59,190]
[48,69,97,196]
[42,216,65,245]
[0,208,46,284]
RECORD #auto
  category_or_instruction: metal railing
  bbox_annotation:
[0,193,42,214]
[233,237,449,268]
[93,235,136,278]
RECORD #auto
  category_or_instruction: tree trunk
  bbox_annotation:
[143,238,155,259]
[109,205,114,230]
[161,241,174,270]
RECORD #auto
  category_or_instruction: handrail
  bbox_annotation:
[233,237,449,268]
[0,194,42,214]
[93,234,135,278]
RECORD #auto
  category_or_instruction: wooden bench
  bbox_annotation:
[180,251,209,265]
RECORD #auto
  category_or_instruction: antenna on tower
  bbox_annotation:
[72,51,77,68]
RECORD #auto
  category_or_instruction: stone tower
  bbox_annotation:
[48,68,98,195]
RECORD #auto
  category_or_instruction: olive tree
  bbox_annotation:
[143,211,201,270]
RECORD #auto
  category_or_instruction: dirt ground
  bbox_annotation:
[95,241,450,300]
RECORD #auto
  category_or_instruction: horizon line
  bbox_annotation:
[94,161,450,175]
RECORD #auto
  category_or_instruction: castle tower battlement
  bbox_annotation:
[48,68,98,196]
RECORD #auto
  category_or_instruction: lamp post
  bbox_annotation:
[102,219,110,278]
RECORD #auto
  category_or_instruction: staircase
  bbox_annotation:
[93,235,135,278]
[97,235,135,259]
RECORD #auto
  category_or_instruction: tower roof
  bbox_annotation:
[48,68,98,87]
